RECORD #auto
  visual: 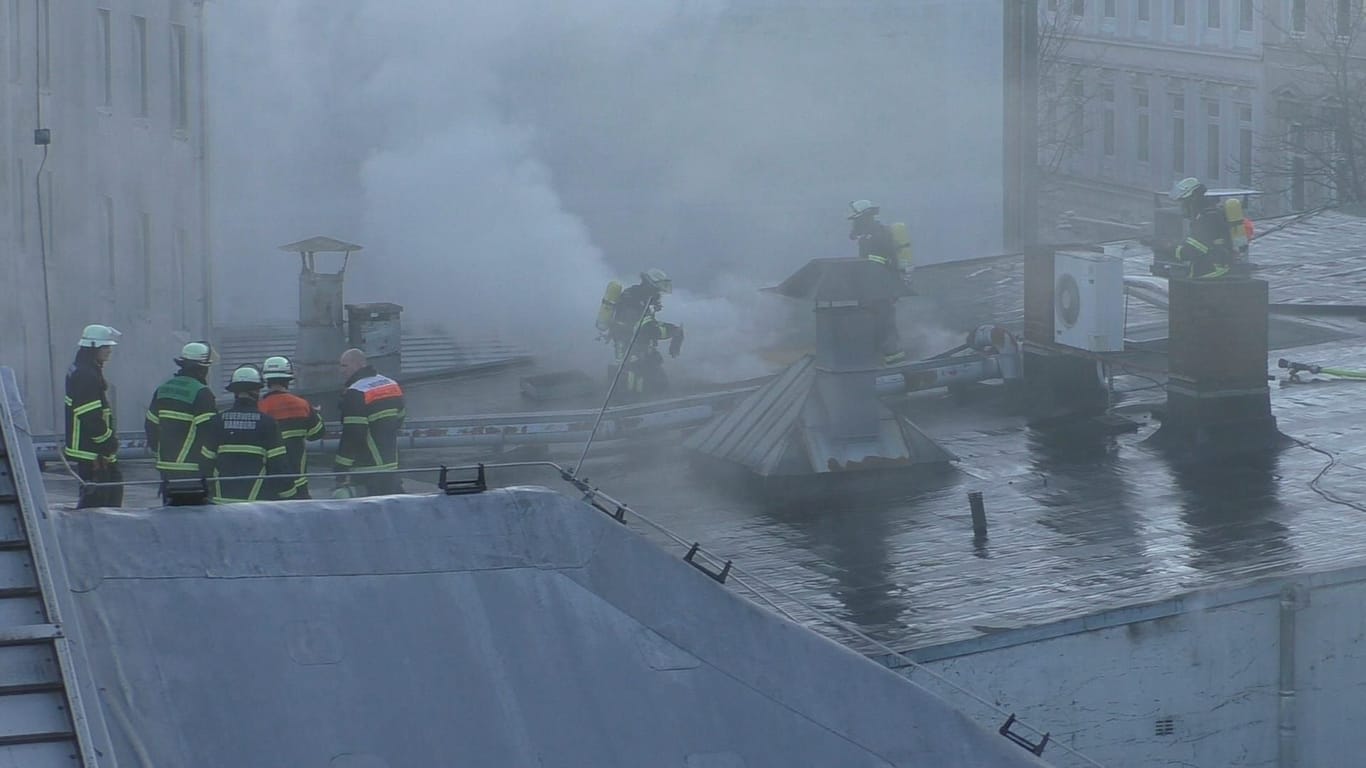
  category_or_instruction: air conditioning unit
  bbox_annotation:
[1054,250,1125,352]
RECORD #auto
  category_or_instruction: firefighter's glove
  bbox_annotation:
[668,325,685,358]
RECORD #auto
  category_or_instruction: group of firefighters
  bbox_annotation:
[61,187,1238,508]
[63,329,405,509]
[597,200,917,397]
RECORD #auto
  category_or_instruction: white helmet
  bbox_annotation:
[262,355,295,382]
[641,268,672,294]
[848,199,880,220]
[1169,177,1206,202]
[227,364,264,391]
[78,324,121,348]
[176,341,216,366]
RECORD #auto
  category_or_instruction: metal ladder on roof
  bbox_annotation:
[0,368,103,766]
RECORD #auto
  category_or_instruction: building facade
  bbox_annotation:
[0,0,210,433]
[1044,0,1270,236]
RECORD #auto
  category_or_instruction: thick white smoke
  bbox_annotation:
[208,1,1004,380]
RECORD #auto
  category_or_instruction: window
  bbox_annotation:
[1239,0,1254,31]
[1137,89,1151,162]
[1206,101,1221,180]
[1071,78,1085,151]
[171,24,188,130]
[98,10,112,108]
[1173,94,1186,174]
[1103,85,1116,156]
[42,170,53,254]
[1105,0,1116,18]
[1073,0,1085,17]
[139,212,152,310]
[1138,0,1151,21]
[1238,109,1253,187]
[15,158,25,248]
[133,16,148,117]
[1048,0,1059,11]
[102,196,115,293]
[1207,0,1220,28]
[173,224,189,325]
[1292,156,1306,210]
[1338,0,1352,36]
[1292,0,1306,33]
[37,0,49,89]
[7,0,18,81]
[1174,0,1187,25]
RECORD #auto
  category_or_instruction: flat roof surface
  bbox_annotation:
[43,211,1366,656]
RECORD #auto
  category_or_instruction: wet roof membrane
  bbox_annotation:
[48,489,1048,767]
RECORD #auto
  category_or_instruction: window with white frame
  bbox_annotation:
[1173,93,1187,174]
[1137,88,1151,163]
[97,9,111,108]
[1206,99,1221,181]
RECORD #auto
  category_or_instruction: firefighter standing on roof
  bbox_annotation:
[848,200,914,366]
[598,268,684,399]
[334,348,406,497]
[64,324,123,509]
[1170,177,1234,279]
[201,364,294,503]
[145,341,218,489]
[258,356,324,499]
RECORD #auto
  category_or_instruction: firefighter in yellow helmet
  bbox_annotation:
[64,324,122,508]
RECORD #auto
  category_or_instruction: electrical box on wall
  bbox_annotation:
[1054,250,1125,352]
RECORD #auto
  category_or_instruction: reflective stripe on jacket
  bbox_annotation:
[334,367,406,474]
[259,390,324,495]
[145,372,216,475]
[64,352,117,462]
[201,399,294,502]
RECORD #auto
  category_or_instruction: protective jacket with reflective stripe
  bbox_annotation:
[144,371,217,477]
[334,367,406,476]
[64,350,117,462]
[201,398,294,502]
[856,221,902,275]
[258,390,323,496]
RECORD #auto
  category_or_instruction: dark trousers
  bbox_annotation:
[76,460,124,509]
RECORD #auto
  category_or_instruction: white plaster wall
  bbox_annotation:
[900,569,1366,768]
[0,0,208,432]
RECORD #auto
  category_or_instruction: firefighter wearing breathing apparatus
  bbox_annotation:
[1170,177,1235,280]
[596,268,684,399]
[848,200,914,366]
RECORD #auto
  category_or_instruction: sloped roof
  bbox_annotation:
[277,236,364,253]
[47,489,1049,767]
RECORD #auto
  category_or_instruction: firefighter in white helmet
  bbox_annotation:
[257,356,324,499]
[200,364,294,503]
[1169,177,1233,279]
[145,341,218,500]
[64,324,122,508]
